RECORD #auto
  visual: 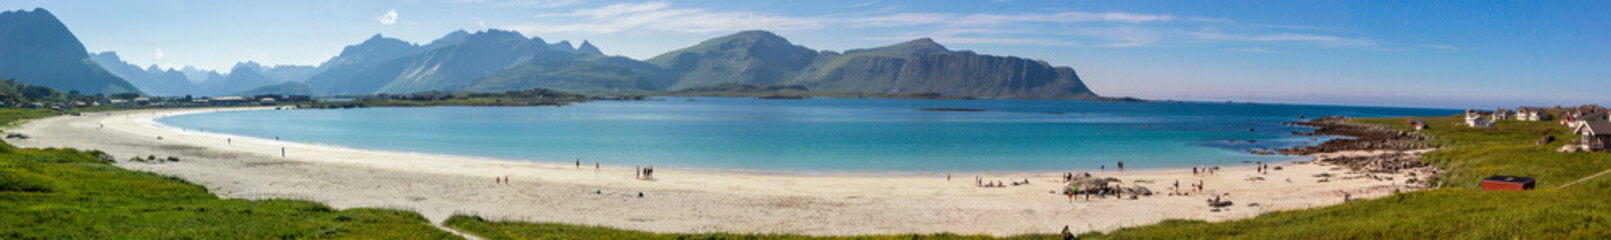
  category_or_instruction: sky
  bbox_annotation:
[2,0,1607,109]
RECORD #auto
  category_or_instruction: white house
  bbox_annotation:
[1516,107,1549,121]
[1493,108,1515,120]
[1575,121,1611,152]
[1466,109,1494,128]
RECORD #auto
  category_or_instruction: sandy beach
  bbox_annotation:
[5,108,1432,235]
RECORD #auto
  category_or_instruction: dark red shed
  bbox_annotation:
[1481,175,1535,191]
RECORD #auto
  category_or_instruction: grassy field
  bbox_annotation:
[1074,116,1611,239]
[0,108,459,239]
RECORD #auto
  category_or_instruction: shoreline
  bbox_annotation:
[6,107,1434,235]
[145,106,1313,177]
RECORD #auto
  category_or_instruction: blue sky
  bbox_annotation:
[3,0,1607,108]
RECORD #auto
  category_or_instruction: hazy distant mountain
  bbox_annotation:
[178,66,221,84]
[461,60,655,92]
[577,41,603,55]
[234,81,313,96]
[549,40,576,53]
[646,30,1097,99]
[205,63,283,95]
[303,34,424,94]
[238,62,321,83]
[88,52,202,96]
[0,8,140,94]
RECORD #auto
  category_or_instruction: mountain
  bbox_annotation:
[88,52,203,96]
[308,29,563,94]
[300,29,1095,99]
[577,41,603,55]
[645,31,1097,99]
[255,64,320,83]
[234,81,313,96]
[205,63,283,95]
[460,60,655,92]
[0,8,140,95]
[549,40,576,52]
[646,31,819,90]
[801,38,1095,99]
[303,34,424,94]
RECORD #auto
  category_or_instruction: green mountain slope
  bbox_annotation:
[646,30,819,90]
[647,31,1098,99]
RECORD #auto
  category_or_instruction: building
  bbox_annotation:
[211,96,249,106]
[1516,107,1549,121]
[1465,109,1494,128]
[1493,108,1515,120]
[1481,175,1535,191]
[259,97,276,105]
[1575,121,1611,151]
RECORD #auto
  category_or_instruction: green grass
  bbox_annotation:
[0,108,459,239]
[442,215,1056,240]
[1072,115,1611,239]
[1354,116,1611,188]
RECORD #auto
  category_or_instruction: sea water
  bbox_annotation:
[158,98,1457,172]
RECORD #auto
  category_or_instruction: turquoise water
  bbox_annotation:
[158,98,1458,172]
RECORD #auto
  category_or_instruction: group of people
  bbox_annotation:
[1256,161,1271,174]
[493,175,510,185]
[976,177,1029,188]
[637,166,655,180]
[1192,165,1219,176]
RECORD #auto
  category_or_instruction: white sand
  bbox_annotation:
[6,108,1431,236]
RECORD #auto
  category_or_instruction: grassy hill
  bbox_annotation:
[1076,116,1611,238]
[0,109,457,239]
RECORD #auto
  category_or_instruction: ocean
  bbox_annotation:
[157,97,1458,173]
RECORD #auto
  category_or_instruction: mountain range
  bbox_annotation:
[6,8,1099,100]
[0,8,139,95]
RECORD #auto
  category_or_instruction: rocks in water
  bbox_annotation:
[1278,116,1433,155]
[5,133,28,139]
[166,156,180,162]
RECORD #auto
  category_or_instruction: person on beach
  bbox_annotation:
[1174,180,1180,194]
[1118,161,1124,172]
[1062,226,1074,240]
[1193,167,1198,176]
[947,173,951,181]
[1200,180,1205,191]
[576,159,580,168]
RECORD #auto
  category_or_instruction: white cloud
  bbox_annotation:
[498,0,581,8]
[1416,44,1463,50]
[377,9,398,25]
[478,20,487,28]
[1190,31,1374,47]
[153,49,165,60]
[850,1,878,8]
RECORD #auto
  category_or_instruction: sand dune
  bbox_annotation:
[6,108,1427,235]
